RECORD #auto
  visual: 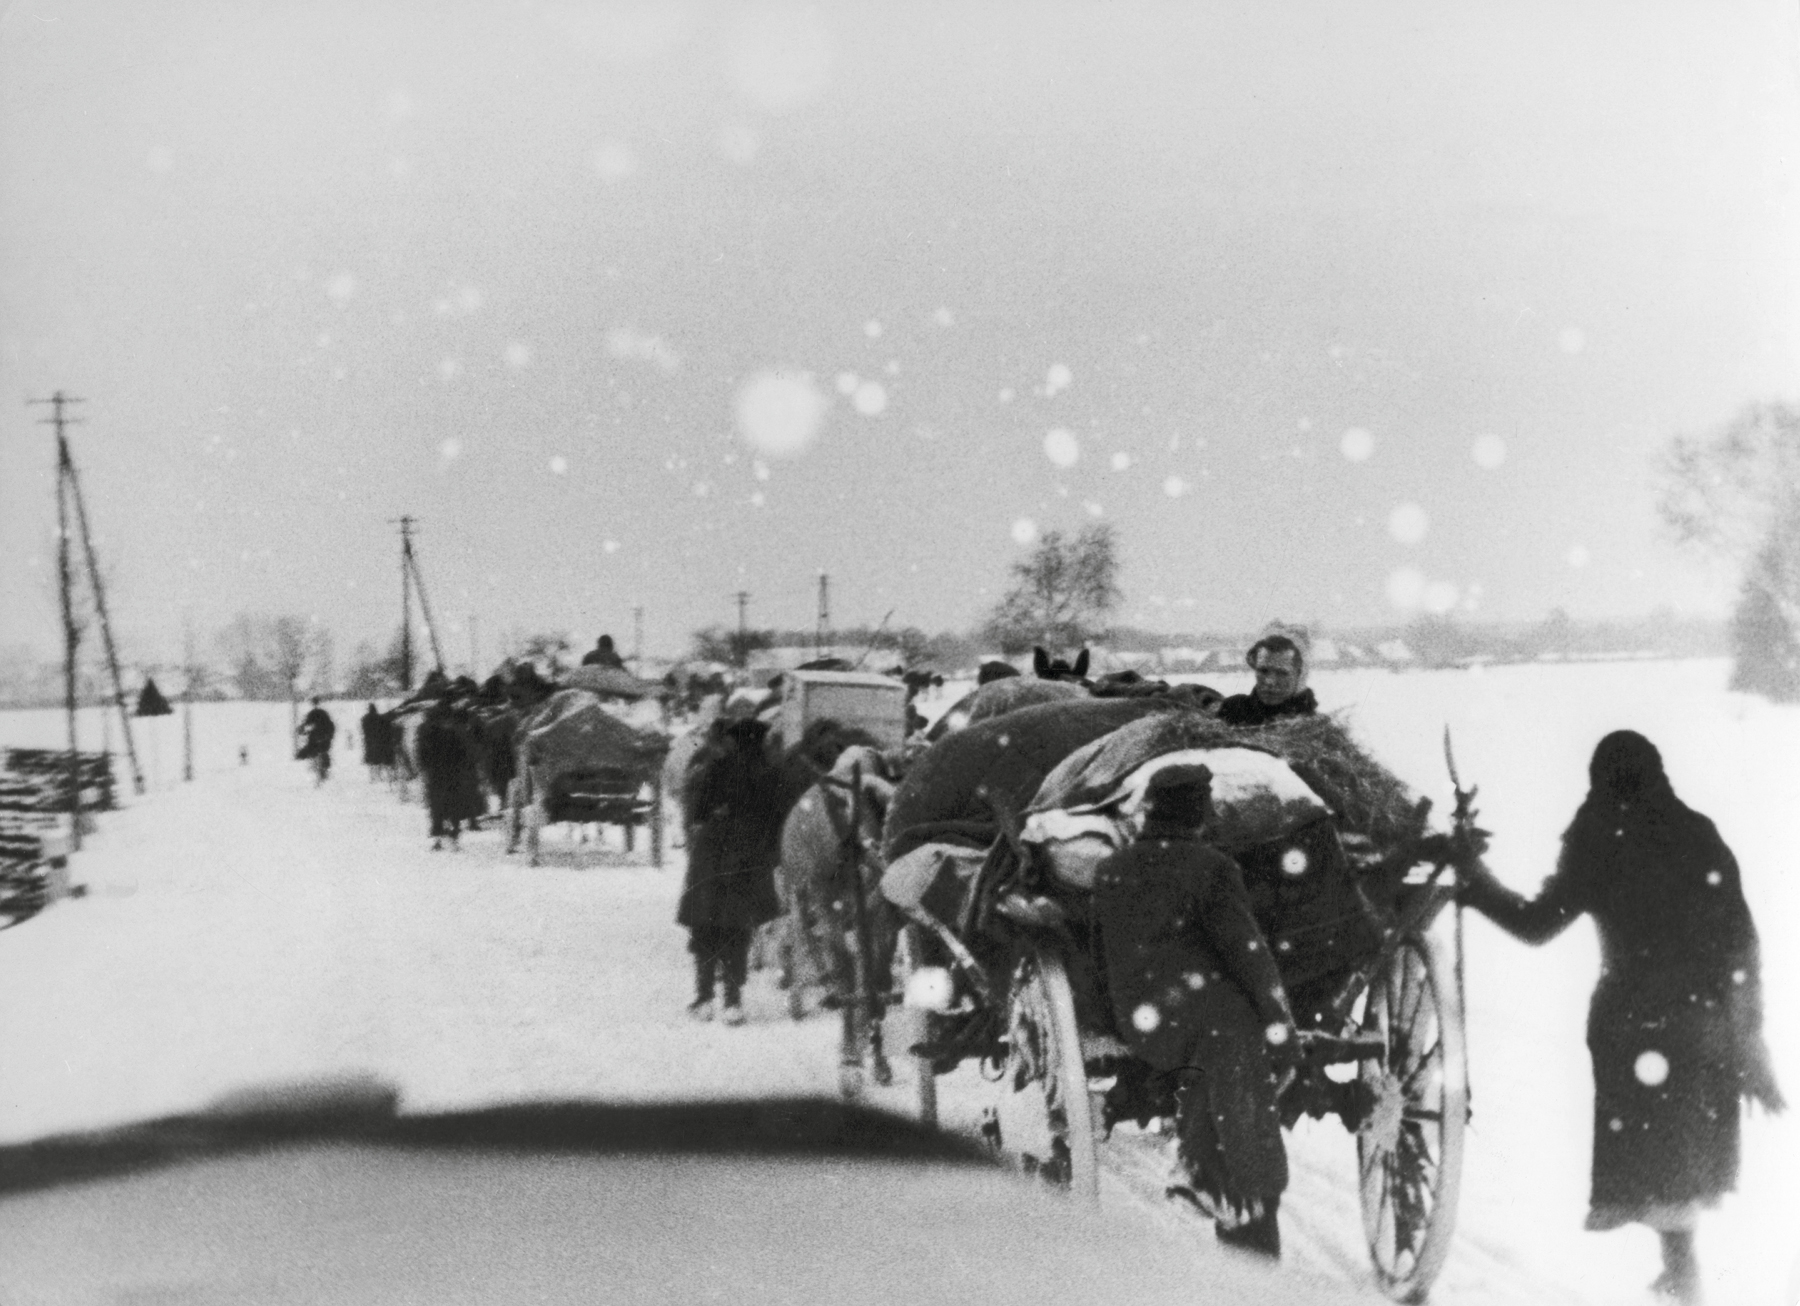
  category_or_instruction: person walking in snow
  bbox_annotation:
[295,698,336,782]
[1457,730,1783,1305]
[677,716,785,1025]
[416,699,478,850]
[1092,764,1300,1259]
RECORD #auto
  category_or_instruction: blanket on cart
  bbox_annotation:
[881,696,1187,864]
[520,689,669,783]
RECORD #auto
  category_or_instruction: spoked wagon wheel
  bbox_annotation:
[881,921,939,1126]
[981,945,1100,1204]
[1356,929,1467,1303]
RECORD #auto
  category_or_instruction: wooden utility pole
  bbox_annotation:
[62,447,143,794]
[395,516,416,691]
[54,446,81,848]
[734,590,750,669]
[632,605,644,673]
[182,612,195,783]
[816,572,830,657]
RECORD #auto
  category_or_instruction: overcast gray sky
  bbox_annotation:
[3,0,1797,669]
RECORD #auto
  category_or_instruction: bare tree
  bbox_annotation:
[982,523,1123,654]
[1660,401,1800,699]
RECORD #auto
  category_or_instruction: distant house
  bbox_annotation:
[1376,639,1416,666]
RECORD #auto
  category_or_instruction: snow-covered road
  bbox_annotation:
[2,660,1796,1304]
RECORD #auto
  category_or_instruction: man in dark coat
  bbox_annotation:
[678,717,786,1024]
[360,704,395,778]
[1092,764,1300,1258]
[296,698,336,778]
[1218,635,1318,727]
[417,700,479,849]
[1458,730,1783,1304]
[582,635,627,669]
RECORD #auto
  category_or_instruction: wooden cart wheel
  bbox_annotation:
[982,945,1100,1204]
[1356,930,1468,1303]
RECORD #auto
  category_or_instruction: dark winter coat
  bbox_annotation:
[417,706,484,825]
[1217,687,1317,727]
[1093,822,1295,1211]
[361,707,396,767]
[677,721,785,933]
[297,706,336,759]
[1461,730,1772,1230]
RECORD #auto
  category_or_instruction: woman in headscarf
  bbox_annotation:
[677,716,786,1025]
[1458,730,1783,1304]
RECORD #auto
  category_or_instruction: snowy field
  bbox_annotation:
[1,660,1796,1305]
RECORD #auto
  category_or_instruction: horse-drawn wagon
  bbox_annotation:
[818,689,1479,1303]
[504,668,671,867]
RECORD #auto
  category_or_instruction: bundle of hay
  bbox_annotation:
[1032,710,1427,856]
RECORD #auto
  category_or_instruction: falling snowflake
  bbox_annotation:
[549,455,569,475]
[592,141,638,182]
[1043,428,1079,468]
[602,539,620,554]
[736,371,829,457]
[1567,544,1592,568]
[1472,434,1507,469]
[326,272,357,302]
[1132,1004,1161,1033]
[753,460,771,482]
[1163,476,1188,497]
[864,319,883,339]
[852,381,887,416]
[1558,326,1587,355]
[438,358,461,380]
[728,8,834,113]
[1280,849,1308,876]
[1083,501,1104,517]
[1388,503,1429,545]
[1423,580,1460,615]
[1111,451,1132,472]
[1387,566,1426,611]
[1264,1023,1289,1046]
[1634,1050,1670,1087]
[1045,362,1072,396]
[998,388,1014,404]
[504,342,532,369]
[1340,428,1375,462]
[835,372,859,395]
[933,306,955,327]
[1011,518,1038,546]
[439,439,461,461]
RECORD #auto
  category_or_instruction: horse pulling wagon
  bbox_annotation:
[505,667,671,867]
[821,690,1482,1303]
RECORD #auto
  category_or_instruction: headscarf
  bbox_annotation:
[1563,729,1698,863]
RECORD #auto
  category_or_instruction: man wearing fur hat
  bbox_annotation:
[1219,634,1318,727]
[1092,764,1300,1258]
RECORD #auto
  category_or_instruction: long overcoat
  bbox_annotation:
[1092,823,1295,1216]
[417,706,485,826]
[677,721,784,933]
[1463,734,1770,1230]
